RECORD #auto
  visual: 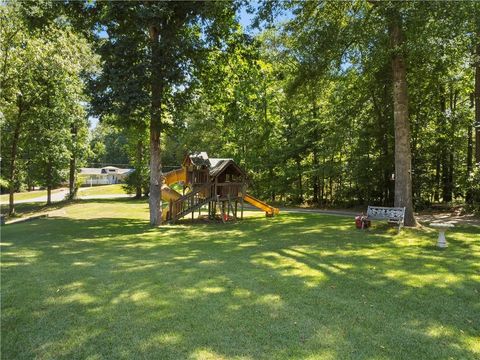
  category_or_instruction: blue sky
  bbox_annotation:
[237,3,257,34]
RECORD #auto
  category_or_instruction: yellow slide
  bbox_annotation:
[161,168,186,221]
[244,194,279,217]
[161,184,182,221]
[164,168,186,185]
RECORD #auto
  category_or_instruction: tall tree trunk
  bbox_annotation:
[389,8,416,226]
[295,157,303,204]
[135,137,143,199]
[149,25,163,226]
[8,98,23,216]
[467,124,473,201]
[440,90,452,202]
[434,156,440,202]
[269,168,275,202]
[448,91,458,201]
[46,159,52,205]
[69,123,77,199]
[475,28,480,165]
[8,125,20,216]
[311,97,319,205]
[328,176,333,205]
[312,151,319,205]
[411,112,421,205]
[466,94,474,204]
[441,155,451,202]
[320,157,325,206]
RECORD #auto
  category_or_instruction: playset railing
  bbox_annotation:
[216,182,244,198]
[169,183,215,222]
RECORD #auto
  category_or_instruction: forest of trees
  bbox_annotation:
[1,1,479,224]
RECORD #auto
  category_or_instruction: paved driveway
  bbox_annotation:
[1,189,133,205]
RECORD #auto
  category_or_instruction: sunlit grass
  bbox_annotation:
[78,184,127,196]
[1,199,479,359]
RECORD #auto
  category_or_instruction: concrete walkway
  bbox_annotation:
[0,188,69,205]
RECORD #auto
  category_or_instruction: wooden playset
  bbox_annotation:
[162,152,279,222]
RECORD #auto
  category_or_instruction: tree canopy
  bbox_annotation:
[2,0,479,221]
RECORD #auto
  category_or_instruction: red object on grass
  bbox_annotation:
[355,215,371,229]
[355,216,363,229]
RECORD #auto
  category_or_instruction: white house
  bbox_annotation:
[79,166,134,185]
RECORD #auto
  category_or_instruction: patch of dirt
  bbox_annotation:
[416,213,480,226]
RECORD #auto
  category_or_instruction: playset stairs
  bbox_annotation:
[167,183,215,223]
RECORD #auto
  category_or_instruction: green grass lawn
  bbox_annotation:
[78,184,127,196]
[1,199,479,359]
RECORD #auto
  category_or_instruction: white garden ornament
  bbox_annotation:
[430,223,454,248]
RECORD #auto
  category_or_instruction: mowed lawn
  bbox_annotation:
[1,199,479,359]
[78,184,127,196]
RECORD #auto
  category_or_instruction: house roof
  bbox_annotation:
[79,167,134,176]
[80,168,103,175]
[116,168,135,175]
[209,158,236,177]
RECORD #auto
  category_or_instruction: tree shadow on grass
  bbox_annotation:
[1,213,479,360]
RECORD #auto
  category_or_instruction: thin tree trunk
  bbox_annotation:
[475,29,480,165]
[269,168,275,202]
[47,159,52,205]
[320,157,325,206]
[441,147,448,202]
[328,176,333,205]
[311,98,319,205]
[389,8,416,226]
[69,124,77,199]
[466,94,474,204]
[296,157,303,204]
[135,137,143,199]
[149,25,163,225]
[448,90,458,201]
[26,155,33,192]
[434,157,440,202]
[448,153,454,201]
[312,151,319,205]
[69,157,76,198]
[8,98,23,216]
[411,111,422,205]
[440,90,452,202]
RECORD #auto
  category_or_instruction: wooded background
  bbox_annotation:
[1,1,479,222]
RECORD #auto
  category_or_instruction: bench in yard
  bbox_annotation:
[366,206,406,232]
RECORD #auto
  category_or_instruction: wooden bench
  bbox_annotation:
[366,206,406,231]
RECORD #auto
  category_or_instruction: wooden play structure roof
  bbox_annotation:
[163,152,278,223]
[185,152,247,179]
